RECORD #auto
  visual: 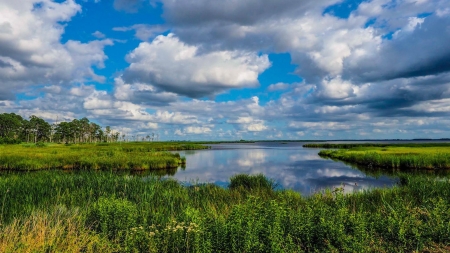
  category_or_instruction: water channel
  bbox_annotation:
[170,142,397,196]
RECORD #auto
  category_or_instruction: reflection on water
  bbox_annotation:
[169,142,398,196]
[5,142,445,196]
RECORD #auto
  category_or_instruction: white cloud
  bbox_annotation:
[185,126,212,134]
[123,34,271,98]
[92,31,106,39]
[114,77,179,106]
[4,0,450,141]
[228,116,268,132]
[0,0,112,95]
[267,82,290,92]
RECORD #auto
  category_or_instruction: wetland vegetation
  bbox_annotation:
[1,172,450,252]
[1,113,450,253]
[0,142,207,171]
[306,143,450,170]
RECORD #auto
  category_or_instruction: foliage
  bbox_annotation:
[229,174,278,191]
[318,146,450,170]
[304,143,450,149]
[0,205,113,253]
[1,171,450,252]
[0,137,21,145]
[87,197,138,242]
[0,113,163,144]
[0,142,206,171]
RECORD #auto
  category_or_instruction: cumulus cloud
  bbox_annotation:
[227,116,268,132]
[343,14,450,83]
[92,31,106,39]
[267,82,290,92]
[185,126,212,134]
[4,0,450,140]
[114,77,179,106]
[0,0,112,96]
[123,34,270,98]
[161,0,336,26]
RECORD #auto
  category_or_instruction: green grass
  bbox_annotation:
[303,142,450,149]
[0,172,450,252]
[0,142,207,171]
[316,145,450,170]
[229,174,278,191]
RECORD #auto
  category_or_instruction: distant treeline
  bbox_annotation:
[0,113,144,144]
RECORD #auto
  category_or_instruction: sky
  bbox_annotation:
[1,0,450,140]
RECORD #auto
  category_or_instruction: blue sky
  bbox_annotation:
[1,0,450,140]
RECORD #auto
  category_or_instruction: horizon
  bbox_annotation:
[1,0,449,141]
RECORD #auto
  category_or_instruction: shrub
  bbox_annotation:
[86,196,138,242]
[0,137,21,144]
[35,141,46,147]
[229,174,278,191]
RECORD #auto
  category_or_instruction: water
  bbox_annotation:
[170,142,397,196]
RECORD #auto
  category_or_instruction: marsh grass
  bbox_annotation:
[0,142,207,171]
[318,146,450,170]
[0,205,113,253]
[229,174,278,191]
[303,143,450,149]
[1,172,450,252]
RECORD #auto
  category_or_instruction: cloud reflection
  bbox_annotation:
[171,143,397,196]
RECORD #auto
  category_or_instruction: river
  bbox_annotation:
[170,142,397,196]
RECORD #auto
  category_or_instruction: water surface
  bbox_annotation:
[171,142,397,196]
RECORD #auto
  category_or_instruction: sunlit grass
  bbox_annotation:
[1,172,450,252]
[316,145,450,170]
[0,142,207,171]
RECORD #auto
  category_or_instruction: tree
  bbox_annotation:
[55,122,72,143]
[89,122,101,143]
[0,113,126,144]
[105,126,111,142]
[0,113,23,139]
[29,115,51,143]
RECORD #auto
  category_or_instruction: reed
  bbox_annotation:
[1,172,450,252]
[0,142,207,171]
[304,143,450,149]
[318,146,450,170]
[0,205,113,253]
[229,173,278,191]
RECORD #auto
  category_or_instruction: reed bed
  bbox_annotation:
[318,146,450,170]
[0,142,206,171]
[303,143,450,149]
[1,172,450,252]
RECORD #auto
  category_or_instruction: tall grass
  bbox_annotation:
[319,148,450,170]
[304,143,450,149]
[229,174,278,191]
[0,142,207,171]
[1,171,450,252]
[0,205,113,253]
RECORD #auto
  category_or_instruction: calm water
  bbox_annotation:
[170,142,397,196]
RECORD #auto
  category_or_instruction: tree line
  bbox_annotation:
[0,113,127,144]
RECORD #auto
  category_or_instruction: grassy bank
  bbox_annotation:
[0,142,208,171]
[0,172,450,252]
[317,145,450,170]
[303,143,450,149]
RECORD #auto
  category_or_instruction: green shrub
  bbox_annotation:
[0,137,21,144]
[229,174,278,191]
[87,196,138,242]
[35,141,46,147]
